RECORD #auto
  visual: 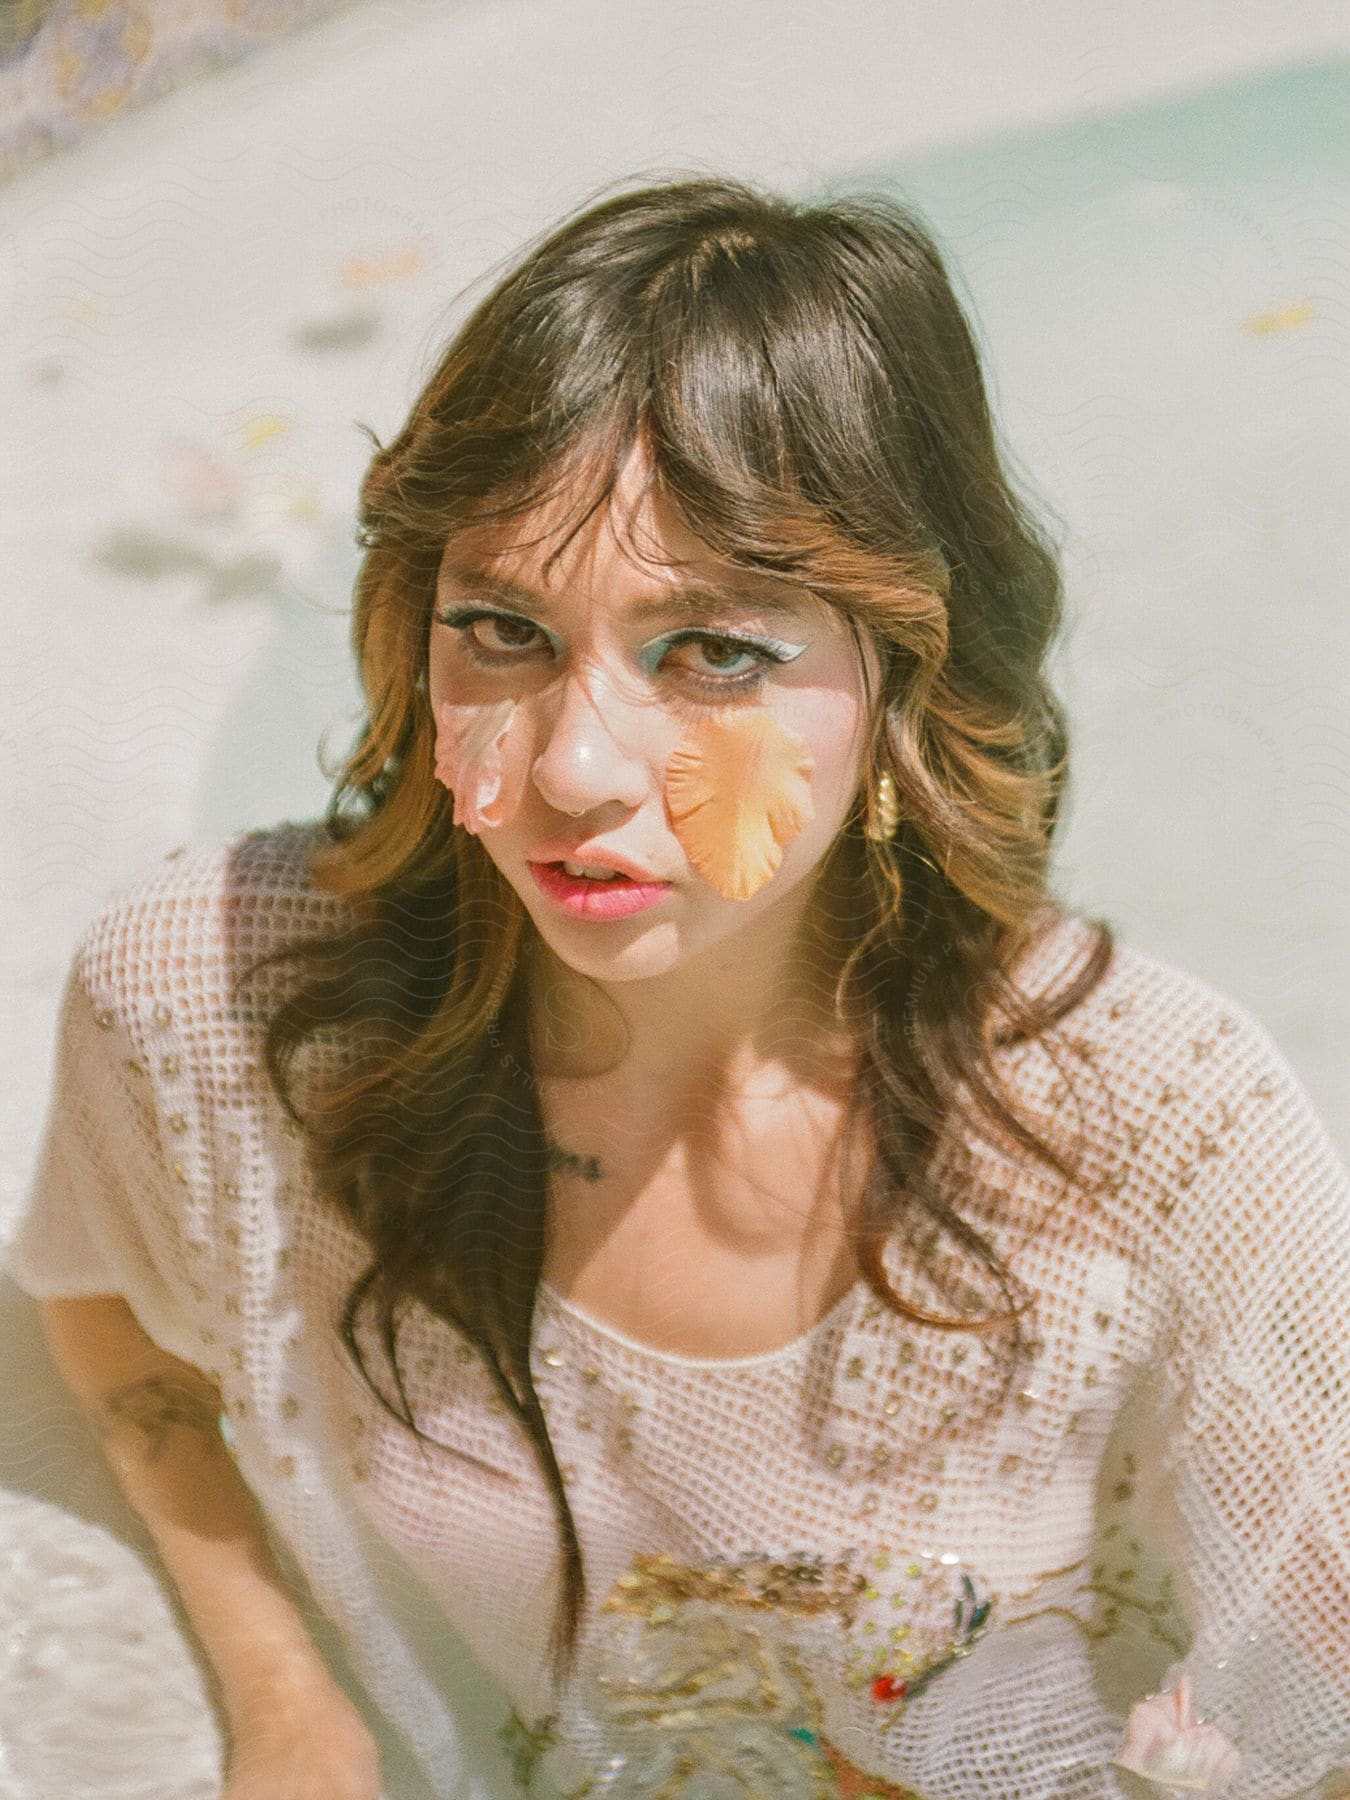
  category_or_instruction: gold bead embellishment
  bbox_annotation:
[123,1057,148,1077]
[581,1365,601,1386]
[223,1181,240,1200]
[541,1348,564,1367]
[846,1355,865,1380]
[917,1493,939,1511]
[826,1444,848,1469]
[171,1162,189,1184]
[999,1454,1022,1475]
[161,1055,180,1076]
[883,1392,903,1417]
[1083,1367,1099,1387]
[153,1003,172,1027]
[940,1405,960,1424]
[865,767,902,842]
[1093,1311,1113,1332]
[869,1445,892,1470]
[94,1008,116,1030]
[1014,1388,1040,1409]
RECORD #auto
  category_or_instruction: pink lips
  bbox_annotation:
[530,861,672,921]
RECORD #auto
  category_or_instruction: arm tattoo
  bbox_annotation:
[94,1373,226,1462]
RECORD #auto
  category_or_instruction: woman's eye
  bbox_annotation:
[469,615,539,654]
[435,608,546,662]
[666,634,768,683]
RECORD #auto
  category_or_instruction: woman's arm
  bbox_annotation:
[37,1293,383,1796]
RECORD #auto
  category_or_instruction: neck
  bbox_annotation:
[525,868,861,1106]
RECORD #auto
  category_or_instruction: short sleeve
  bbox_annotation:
[3,945,208,1373]
[1118,1006,1350,1797]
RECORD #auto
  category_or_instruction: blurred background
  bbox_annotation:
[0,2,1347,1794]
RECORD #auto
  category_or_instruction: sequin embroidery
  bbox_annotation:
[501,1545,990,1795]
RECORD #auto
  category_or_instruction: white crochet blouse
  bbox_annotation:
[5,821,1349,1800]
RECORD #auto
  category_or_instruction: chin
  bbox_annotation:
[534,921,689,985]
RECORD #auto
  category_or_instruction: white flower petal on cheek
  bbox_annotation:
[433,698,524,833]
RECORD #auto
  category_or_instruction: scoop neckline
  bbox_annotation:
[535,1274,865,1371]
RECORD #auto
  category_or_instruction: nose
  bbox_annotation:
[529,667,651,818]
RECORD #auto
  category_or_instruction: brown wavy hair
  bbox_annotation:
[237,172,1116,1693]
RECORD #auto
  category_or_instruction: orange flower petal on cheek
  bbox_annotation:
[664,708,815,901]
[433,698,530,833]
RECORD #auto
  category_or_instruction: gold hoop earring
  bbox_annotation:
[865,768,901,842]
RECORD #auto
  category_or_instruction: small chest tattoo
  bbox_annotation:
[544,1134,606,1182]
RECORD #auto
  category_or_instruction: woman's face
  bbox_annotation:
[425,442,878,986]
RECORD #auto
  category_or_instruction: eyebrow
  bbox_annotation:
[437,564,812,628]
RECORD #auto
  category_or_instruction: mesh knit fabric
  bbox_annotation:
[6,820,1349,1799]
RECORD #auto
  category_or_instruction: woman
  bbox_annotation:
[7,176,1349,1799]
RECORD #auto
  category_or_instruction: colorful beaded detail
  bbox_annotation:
[497,1544,990,1795]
